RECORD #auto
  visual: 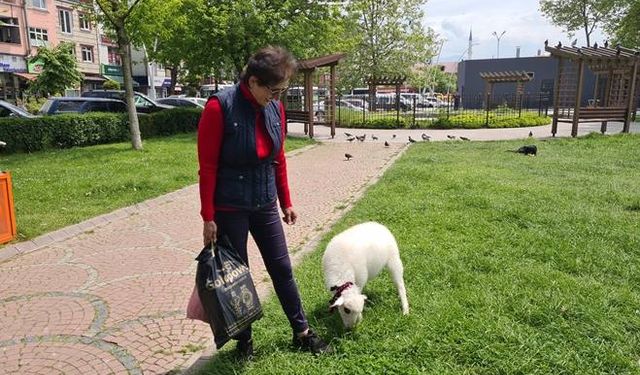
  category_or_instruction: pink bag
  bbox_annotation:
[186,284,209,323]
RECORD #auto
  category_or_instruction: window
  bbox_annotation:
[107,47,121,65]
[0,17,20,44]
[81,45,93,62]
[59,9,72,33]
[78,13,91,30]
[30,0,45,9]
[28,27,48,46]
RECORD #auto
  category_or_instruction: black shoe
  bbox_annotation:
[292,329,332,354]
[236,339,254,360]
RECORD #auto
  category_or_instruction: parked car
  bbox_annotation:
[314,99,368,121]
[374,94,411,111]
[156,97,207,109]
[0,100,37,118]
[400,93,434,109]
[38,97,127,115]
[81,90,173,113]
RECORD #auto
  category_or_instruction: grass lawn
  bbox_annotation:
[199,133,640,374]
[1,133,314,241]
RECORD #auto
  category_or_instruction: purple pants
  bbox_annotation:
[215,202,309,342]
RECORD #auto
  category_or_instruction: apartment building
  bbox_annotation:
[0,0,30,100]
[52,0,102,93]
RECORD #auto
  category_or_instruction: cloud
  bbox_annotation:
[422,0,607,62]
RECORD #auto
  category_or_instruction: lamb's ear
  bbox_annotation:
[329,296,344,313]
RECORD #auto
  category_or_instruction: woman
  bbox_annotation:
[197,46,331,358]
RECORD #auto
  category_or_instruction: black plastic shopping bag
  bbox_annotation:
[195,236,263,349]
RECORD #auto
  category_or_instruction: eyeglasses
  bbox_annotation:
[266,84,288,97]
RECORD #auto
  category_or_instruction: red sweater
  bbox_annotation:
[197,83,292,221]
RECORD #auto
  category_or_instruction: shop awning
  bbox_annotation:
[83,74,106,82]
[12,72,37,81]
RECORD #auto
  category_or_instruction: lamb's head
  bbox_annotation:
[329,288,367,329]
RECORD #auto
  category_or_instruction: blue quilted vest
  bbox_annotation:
[212,84,283,210]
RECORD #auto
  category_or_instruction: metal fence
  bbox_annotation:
[286,91,552,128]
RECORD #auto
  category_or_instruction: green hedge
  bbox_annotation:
[337,111,549,129]
[0,108,202,154]
[430,112,550,129]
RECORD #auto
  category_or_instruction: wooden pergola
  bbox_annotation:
[285,53,346,139]
[479,71,533,110]
[545,40,640,137]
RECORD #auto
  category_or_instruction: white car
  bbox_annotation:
[314,99,368,120]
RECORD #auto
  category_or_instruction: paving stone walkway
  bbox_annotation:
[0,141,406,374]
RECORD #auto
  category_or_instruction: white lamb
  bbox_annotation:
[322,222,409,329]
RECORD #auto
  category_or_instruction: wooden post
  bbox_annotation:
[571,59,585,137]
[593,73,600,105]
[395,84,400,127]
[601,68,614,134]
[551,57,563,136]
[330,64,336,138]
[624,61,639,133]
[304,70,314,138]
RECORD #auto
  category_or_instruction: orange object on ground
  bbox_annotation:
[0,171,17,244]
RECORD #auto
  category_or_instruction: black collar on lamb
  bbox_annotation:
[329,281,353,311]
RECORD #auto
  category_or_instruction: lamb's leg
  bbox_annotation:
[387,255,409,315]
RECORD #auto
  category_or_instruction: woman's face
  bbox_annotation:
[248,76,289,107]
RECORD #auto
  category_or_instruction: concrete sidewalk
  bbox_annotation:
[0,142,406,374]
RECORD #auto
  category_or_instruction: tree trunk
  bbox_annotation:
[169,66,178,95]
[118,28,143,150]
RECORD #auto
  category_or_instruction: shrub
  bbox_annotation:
[102,79,121,90]
[0,108,202,154]
[431,112,549,129]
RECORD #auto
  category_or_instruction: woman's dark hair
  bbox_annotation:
[240,46,298,86]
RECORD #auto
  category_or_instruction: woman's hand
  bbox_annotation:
[203,220,217,246]
[282,207,297,225]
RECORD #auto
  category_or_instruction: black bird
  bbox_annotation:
[345,153,353,161]
[528,131,533,137]
[408,136,417,143]
[347,136,356,142]
[460,136,470,141]
[392,134,397,139]
[384,141,390,147]
[447,135,456,140]
[421,133,431,141]
[345,132,353,137]
[372,135,379,141]
[508,145,538,156]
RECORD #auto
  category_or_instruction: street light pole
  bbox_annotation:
[492,31,506,59]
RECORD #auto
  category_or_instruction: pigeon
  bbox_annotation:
[384,141,390,147]
[347,136,356,142]
[507,145,537,156]
[392,134,397,139]
[571,39,577,47]
[408,136,417,143]
[372,135,379,141]
[345,153,353,161]
[345,132,353,137]
[421,133,431,141]
[447,135,456,140]
[460,136,470,141]
[356,134,366,142]
[528,131,533,137]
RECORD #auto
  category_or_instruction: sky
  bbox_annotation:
[423,0,607,63]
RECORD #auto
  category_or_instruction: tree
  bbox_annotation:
[408,66,456,94]
[126,0,191,95]
[539,0,621,46]
[339,0,436,90]
[181,0,345,79]
[92,0,145,150]
[28,42,82,97]
[606,0,640,49]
